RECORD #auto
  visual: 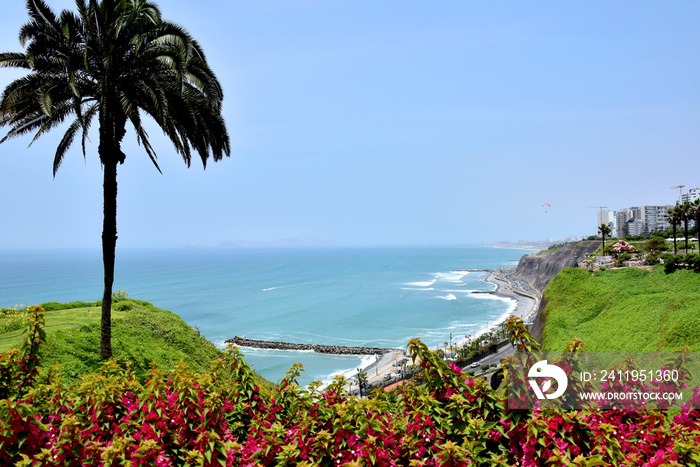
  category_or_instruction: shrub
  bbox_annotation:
[112,301,134,311]
[645,252,661,265]
[687,253,700,271]
[40,301,100,311]
[614,252,632,267]
[661,253,700,272]
[662,253,680,273]
[1,313,699,465]
[0,305,29,334]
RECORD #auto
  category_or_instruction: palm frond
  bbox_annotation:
[3,0,230,175]
[22,0,60,46]
[53,118,82,176]
[127,107,161,174]
[0,53,31,69]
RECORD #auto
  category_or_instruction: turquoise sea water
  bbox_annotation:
[0,246,535,385]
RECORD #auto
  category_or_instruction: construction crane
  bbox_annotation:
[670,185,685,205]
[588,206,608,221]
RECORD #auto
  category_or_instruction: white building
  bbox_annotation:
[682,187,700,204]
[602,205,673,237]
[598,210,617,236]
[596,184,698,237]
[615,209,634,237]
[641,205,673,233]
[626,218,645,236]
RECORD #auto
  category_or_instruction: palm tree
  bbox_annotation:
[666,207,681,255]
[598,224,611,254]
[355,368,368,397]
[679,201,692,253]
[0,0,230,359]
[692,199,700,250]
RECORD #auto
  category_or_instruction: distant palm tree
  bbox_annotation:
[0,0,230,358]
[666,207,681,255]
[680,202,692,253]
[693,200,700,248]
[355,368,368,397]
[598,224,611,253]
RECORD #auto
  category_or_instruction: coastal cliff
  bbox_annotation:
[512,241,600,294]
[511,241,600,341]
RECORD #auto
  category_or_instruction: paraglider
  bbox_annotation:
[542,203,551,213]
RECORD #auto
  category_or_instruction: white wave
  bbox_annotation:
[437,294,457,301]
[471,292,516,309]
[401,287,434,291]
[440,271,470,282]
[451,270,471,275]
[262,287,278,291]
[315,355,377,390]
[406,279,436,287]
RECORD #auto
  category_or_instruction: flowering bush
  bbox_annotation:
[0,309,699,465]
[0,304,30,334]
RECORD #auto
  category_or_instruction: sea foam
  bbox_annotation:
[406,279,437,287]
[437,293,457,301]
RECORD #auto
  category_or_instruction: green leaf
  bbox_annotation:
[583,458,609,467]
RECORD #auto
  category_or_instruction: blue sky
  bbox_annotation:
[1,1,699,248]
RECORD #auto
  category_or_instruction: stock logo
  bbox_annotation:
[528,360,568,400]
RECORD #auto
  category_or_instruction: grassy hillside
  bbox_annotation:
[540,266,700,352]
[0,298,228,383]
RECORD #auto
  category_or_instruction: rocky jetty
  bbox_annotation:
[225,337,395,356]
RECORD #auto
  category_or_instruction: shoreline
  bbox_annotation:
[361,268,539,388]
[225,268,540,390]
[482,269,539,324]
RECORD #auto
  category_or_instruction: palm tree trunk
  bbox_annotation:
[602,233,605,254]
[673,225,678,255]
[100,157,118,359]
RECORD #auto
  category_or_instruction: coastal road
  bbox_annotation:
[467,341,515,383]
[362,268,534,393]
[469,343,513,370]
[363,340,517,393]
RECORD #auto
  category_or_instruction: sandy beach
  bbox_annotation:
[482,269,539,325]
[360,268,539,389]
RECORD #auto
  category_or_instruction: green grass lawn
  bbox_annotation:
[541,266,700,352]
[1,298,226,383]
[0,304,125,353]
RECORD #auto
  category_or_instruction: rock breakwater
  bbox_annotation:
[225,337,395,355]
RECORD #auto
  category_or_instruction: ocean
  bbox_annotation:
[0,246,536,385]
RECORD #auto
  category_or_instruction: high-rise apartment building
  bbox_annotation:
[682,187,700,204]
[596,185,695,237]
[601,205,673,237]
[641,205,673,233]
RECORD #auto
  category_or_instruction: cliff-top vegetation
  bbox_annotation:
[0,298,230,384]
[1,308,698,465]
[540,266,700,352]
